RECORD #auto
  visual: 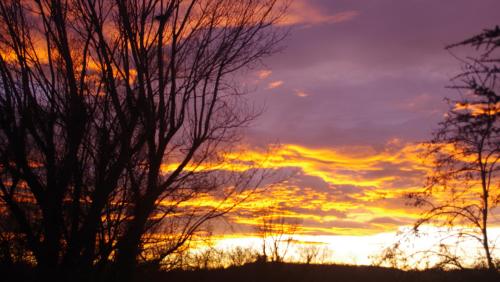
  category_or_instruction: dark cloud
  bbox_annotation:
[361,161,424,182]
[330,184,366,195]
[285,171,333,193]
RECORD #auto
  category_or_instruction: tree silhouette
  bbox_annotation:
[409,26,500,270]
[257,210,300,263]
[297,244,331,265]
[0,0,286,281]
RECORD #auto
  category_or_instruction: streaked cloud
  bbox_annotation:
[175,142,430,237]
[268,80,284,89]
[327,11,360,23]
[295,90,309,97]
[281,1,360,26]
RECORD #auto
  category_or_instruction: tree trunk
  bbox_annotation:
[114,198,155,282]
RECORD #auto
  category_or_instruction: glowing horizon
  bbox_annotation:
[182,226,500,268]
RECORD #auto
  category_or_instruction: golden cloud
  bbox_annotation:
[166,142,432,237]
[454,101,500,116]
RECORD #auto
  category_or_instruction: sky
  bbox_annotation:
[1,0,499,271]
[184,0,500,265]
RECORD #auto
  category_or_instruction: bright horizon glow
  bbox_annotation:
[196,226,500,268]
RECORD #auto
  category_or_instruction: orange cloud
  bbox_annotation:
[268,80,284,89]
[280,1,360,26]
[166,142,431,238]
[295,90,309,97]
[157,141,500,266]
[159,139,498,240]
[257,69,273,79]
[454,101,500,116]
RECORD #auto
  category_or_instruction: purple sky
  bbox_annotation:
[247,0,500,149]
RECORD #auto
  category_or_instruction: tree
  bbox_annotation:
[256,209,300,263]
[225,246,258,267]
[297,244,331,265]
[0,0,286,281]
[409,26,500,270]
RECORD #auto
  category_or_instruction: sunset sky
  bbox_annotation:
[3,0,500,277]
[185,0,500,265]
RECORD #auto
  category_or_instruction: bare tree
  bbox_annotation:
[409,26,500,270]
[373,229,469,270]
[256,210,300,263]
[297,244,331,265]
[0,0,287,281]
[225,246,258,267]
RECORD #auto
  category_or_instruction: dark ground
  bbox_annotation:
[141,263,499,282]
[1,262,499,282]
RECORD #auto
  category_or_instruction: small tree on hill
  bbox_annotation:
[257,209,300,263]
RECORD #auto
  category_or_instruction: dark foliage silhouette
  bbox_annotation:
[0,0,286,281]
